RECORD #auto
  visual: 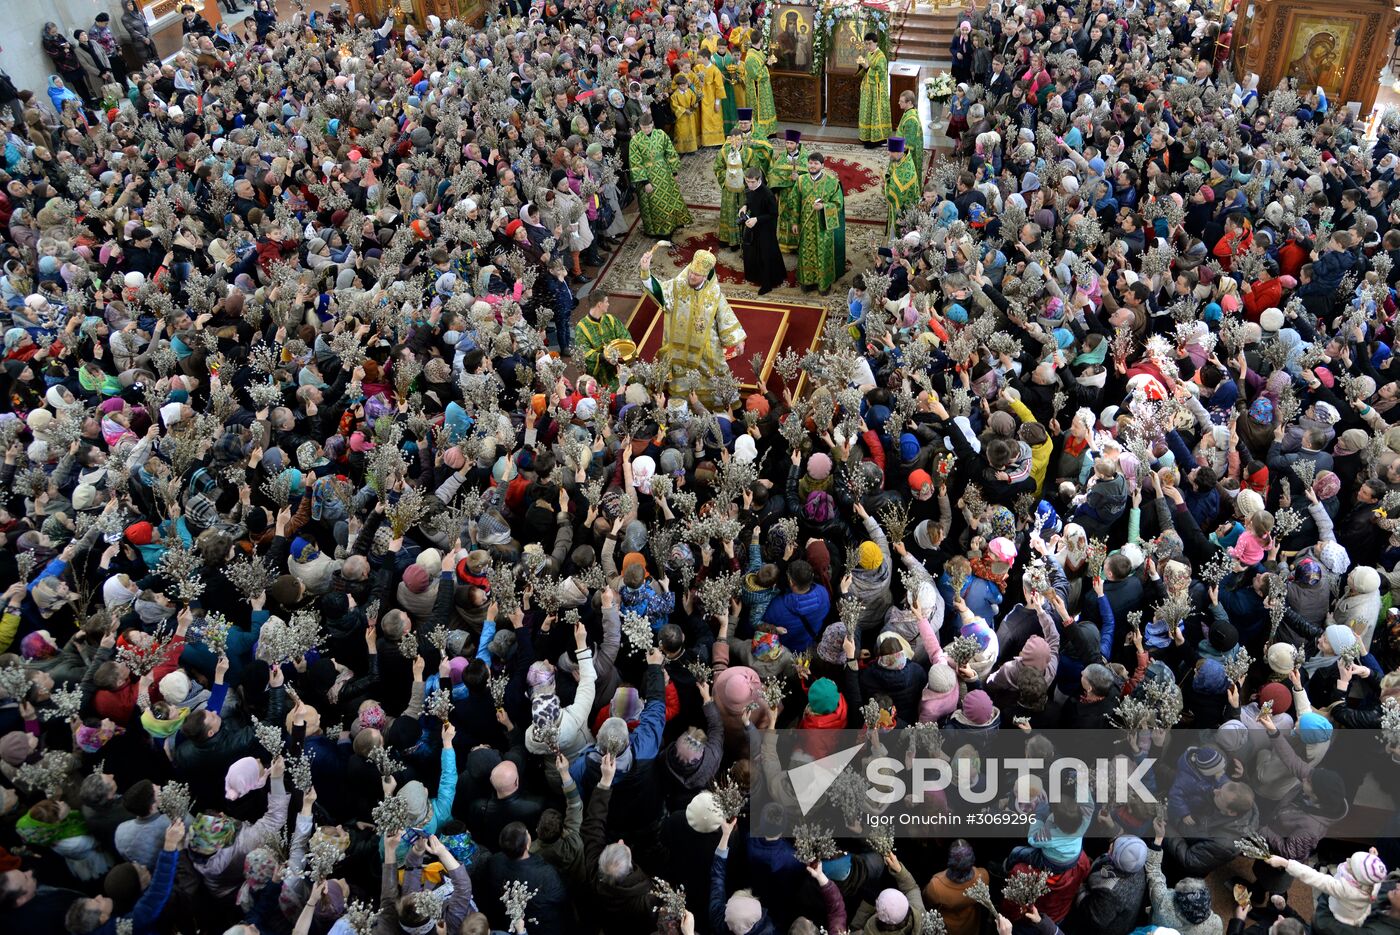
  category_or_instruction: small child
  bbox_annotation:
[1230,510,1274,566]
[541,258,577,357]
[1270,850,1386,927]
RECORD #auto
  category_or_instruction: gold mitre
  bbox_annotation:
[687,249,717,276]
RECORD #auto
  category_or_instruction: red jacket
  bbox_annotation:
[1278,239,1309,279]
[1242,276,1284,322]
[93,635,185,724]
[1003,854,1091,923]
[1212,227,1253,271]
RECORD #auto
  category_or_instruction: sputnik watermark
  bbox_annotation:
[786,744,1156,815]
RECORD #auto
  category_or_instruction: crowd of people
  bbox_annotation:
[4,0,1400,934]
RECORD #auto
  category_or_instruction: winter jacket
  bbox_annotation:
[93,845,177,935]
[711,848,779,935]
[763,585,831,652]
[1166,746,1227,820]
[1063,855,1146,935]
[1145,847,1223,935]
[858,657,926,727]
[584,786,655,935]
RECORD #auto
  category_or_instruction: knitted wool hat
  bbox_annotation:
[1266,643,1297,676]
[1110,835,1148,873]
[858,541,883,569]
[807,452,832,480]
[725,895,762,934]
[961,690,994,724]
[1347,851,1388,888]
[1325,624,1358,655]
[807,678,839,715]
[685,791,724,833]
[1188,746,1225,777]
[875,889,910,924]
[1258,682,1292,714]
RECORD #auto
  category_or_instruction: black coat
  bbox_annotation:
[741,183,786,289]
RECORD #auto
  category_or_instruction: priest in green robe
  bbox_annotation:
[883,137,921,235]
[742,36,778,138]
[768,128,805,254]
[895,89,924,176]
[793,152,846,294]
[857,32,892,145]
[629,111,692,237]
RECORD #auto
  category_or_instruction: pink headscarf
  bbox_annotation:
[225,756,269,800]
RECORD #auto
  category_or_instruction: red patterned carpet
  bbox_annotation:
[624,293,829,393]
[666,234,797,289]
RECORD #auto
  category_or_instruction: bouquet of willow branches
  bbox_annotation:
[1223,648,1253,686]
[711,772,747,820]
[621,610,655,657]
[1235,832,1273,861]
[305,833,344,883]
[945,635,981,667]
[1086,539,1108,580]
[344,900,377,935]
[261,611,324,666]
[424,687,454,722]
[878,501,911,546]
[792,823,840,864]
[651,879,688,923]
[1266,573,1288,640]
[155,780,192,821]
[251,716,284,756]
[502,880,538,929]
[1381,695,1400,746]
[366,745,401,779]
[866,822,896,857]
[963,878,998,914]
[226,554,276,598]
[699,571,742,620]
[1003,869,1051,909]
[1291,458,1318,490]
[488,673,510,711]
[838,595,862,631]
[685,659,713,685]
[50,685,84,720]
[1273,508,1304,541]
[488,564,520,613]
[287,751,315,793]
[921,909,949,935]
[157,541,206,602]
[0,662,27,701]
[861,698,885,731]
[1199,550,1235,586]
[372,794,412,837]
[760,676,786,712]
[16,750,75,798]
[197,612,232,657]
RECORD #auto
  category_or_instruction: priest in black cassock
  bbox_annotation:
[740,166,786,294]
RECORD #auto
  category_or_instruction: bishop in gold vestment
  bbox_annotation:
[639,248,746,407]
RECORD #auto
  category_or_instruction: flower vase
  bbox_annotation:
[929,97,947,123]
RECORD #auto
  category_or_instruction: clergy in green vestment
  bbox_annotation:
[768,128,805,254]
[896,90,924,176]
[742,42,778,138]
[857,33,892,144]
[883,137,920,236]
[630,112,692,237]
[793,152,846,294]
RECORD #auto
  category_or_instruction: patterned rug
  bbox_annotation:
[674,141,890,222]
[593,205,886,303]
[624,293,830,395]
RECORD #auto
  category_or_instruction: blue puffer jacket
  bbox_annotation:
[763,585,831,652]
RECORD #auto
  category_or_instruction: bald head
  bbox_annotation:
[491,760,519,798]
